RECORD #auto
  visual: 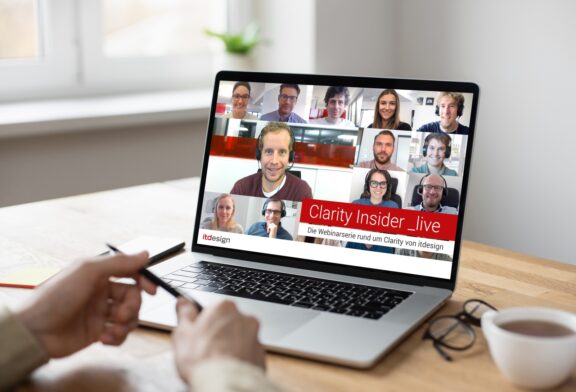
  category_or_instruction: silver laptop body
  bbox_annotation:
[140,71,479,368]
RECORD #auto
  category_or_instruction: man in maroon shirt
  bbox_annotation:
[231,122,312,202]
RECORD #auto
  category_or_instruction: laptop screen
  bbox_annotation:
[194,72,478,282]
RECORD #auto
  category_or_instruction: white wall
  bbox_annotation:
[0,121,207,207]
[316,0,576,265]
[254,0,316,73]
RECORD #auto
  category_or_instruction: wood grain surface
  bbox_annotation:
[1,178,574,391]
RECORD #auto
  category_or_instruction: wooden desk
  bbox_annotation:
[1,178,575,391]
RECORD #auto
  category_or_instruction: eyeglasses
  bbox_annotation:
[232,94,250,100]
[421,184,444,192]
[279,94,298,102]
[422,299,497,361]
[369,180,387,188]
[265,209,282,216]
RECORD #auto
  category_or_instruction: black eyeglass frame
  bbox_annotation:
[422,299,497,361]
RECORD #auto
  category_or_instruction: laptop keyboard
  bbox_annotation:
[162,261,412,320]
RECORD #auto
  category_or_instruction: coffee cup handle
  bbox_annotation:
[481,310,498,342]
[482,309,498,325]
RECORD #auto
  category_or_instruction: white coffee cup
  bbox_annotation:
[482,307,576,389]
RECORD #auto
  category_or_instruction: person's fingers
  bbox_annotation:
[108,281,132,301]
[138,275,157,295]
[211,300,238,318]
[254,343,267,370]
[100,322,131,346]
[245,315,260,337]
[176,297,200,324]
[107,286,142,324]
[87,251,150,280]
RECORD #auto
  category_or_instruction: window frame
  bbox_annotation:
[0,0,226,102]
[0,0,78,101]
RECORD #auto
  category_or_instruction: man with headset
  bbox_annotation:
[230,122,313,202]
[246,198,293,240]
[417,92,469,135]
[409,174,458,214]
[411,133,457,176]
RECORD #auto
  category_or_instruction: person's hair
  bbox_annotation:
[436,92,465,109]
[425,133,451,149]
[232,81,251,95]
[262,198,285,221]
[258,122,294,151]
[279,84,300,96]
[210,193,238,230]
[361,168,392,200]
[373,89,402,130]
[324,86,349,105]
[373,129,396,144]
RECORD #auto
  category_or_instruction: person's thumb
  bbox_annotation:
[176,297,200,324]
[96,251,149,278]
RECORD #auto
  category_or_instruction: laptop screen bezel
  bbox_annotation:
[192,71,479,291]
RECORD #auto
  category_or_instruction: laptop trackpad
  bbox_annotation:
[193,291,319,342]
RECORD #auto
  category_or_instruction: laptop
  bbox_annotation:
[139,71,479,368]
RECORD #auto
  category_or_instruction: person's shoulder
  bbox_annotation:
[357,160,372,168]
[411,164,427,173]
[417,122,439,132]
[200,220,212,229]
[383,200,399,208]
[291,112,307,123]
[457,123,469,135]
[388,163,405,172]
[234,172,260,185]
[340,119,356,127]
[396,247,413,256]
[397,121,412,131]
[246,222,261,234]
[351,198,365,205]
[286,172,311,188]
[441,206,459,215]
[274,225,292,240]
[260,111,276,120]
[345,241,362,249]
[366,123,374,128]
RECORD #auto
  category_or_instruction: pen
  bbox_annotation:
[106,243,203,312]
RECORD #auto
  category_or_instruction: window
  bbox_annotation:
[0,0,40,60]
[0,0,225,101]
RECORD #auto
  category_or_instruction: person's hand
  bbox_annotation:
[172,299,265,384]
[17,252,157,358]
[267,222,278,238]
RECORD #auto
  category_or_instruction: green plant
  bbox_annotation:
[205,23,261,55]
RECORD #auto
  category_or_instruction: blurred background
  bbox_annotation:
[0,0,574,265]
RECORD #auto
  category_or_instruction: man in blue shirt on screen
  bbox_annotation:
[261,84,307,123]
[246,199,293,240]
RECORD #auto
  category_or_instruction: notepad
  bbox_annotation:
[0,265,62,289]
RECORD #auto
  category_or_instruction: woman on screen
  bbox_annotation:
[201,194,244,233]
[352,168,399,208]
[345,169,398,253]
[368,89,411,130]
[225,82,257,120]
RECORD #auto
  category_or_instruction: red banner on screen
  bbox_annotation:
[300,199,458,241]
